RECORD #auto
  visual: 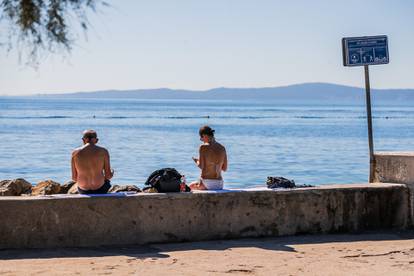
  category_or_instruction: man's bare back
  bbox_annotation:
[71,130,113,192]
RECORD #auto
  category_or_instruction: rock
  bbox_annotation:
[142,187,158,193]
[0,178,32,196]
[67,183,79,194]
[60,180,76,194]
[31,180,61,195]
[109,185,141,193]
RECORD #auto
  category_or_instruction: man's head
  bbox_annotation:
[82,130,98,144]
[199,125,215,143]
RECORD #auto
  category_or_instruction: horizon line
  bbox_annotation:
[2,82,414,97]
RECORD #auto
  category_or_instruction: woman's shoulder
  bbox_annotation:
[199,143,209,150]
[215,141,226,150]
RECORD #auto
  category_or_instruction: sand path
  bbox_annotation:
[1,231,414,275]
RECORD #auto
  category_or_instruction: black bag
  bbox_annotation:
[145,168,182,193]
[266,176,296,188]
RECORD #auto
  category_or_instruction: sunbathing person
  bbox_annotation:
[71,130,114,194]
[190,125,228,190]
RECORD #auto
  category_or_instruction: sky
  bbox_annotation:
[0,0,413,95]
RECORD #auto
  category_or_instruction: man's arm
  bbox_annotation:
[103,149,114,180]
[71,151,78,182]
[222,149,228,172]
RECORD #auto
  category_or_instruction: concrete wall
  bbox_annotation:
[0,183,409,249]
[374,152,414,228]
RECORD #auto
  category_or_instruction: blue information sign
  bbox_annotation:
[342,35,389,66]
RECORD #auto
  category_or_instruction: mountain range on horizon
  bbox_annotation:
[34,82,414,104]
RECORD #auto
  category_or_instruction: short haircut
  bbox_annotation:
[82,129,98,140]
[199,125,215,137]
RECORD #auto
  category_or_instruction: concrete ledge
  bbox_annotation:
[0,184,409,249]
[374,152,414,184]
[374,152,414,228]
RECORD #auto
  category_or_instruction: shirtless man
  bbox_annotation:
[71,130,114,194]
[190,125,228,190]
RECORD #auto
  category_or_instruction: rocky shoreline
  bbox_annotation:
[0,178,141,196]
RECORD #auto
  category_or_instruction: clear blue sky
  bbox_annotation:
[1,0,413,95]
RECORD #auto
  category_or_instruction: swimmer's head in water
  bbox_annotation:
[82,129,99,144]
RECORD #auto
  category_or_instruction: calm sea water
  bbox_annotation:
[1,97,414,188]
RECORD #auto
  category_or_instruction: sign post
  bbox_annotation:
[342,35,389,183]
[364,65,375,182]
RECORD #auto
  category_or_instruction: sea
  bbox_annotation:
[1,97,414,189]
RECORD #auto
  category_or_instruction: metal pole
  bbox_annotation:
[364,65,375,183]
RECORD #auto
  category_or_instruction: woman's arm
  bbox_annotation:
[222,149,228,172]
[196,145,206,169]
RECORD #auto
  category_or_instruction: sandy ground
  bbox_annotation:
[1,231,414,276]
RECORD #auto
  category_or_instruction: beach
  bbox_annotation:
[1,231,413,275]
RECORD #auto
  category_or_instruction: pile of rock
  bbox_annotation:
[109,185,141,193]
[0,179,32,196]
[31,180,62,195]
[0,178,141,196]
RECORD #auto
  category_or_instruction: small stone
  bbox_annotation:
[0,178,32,196]
[109,185,141,193]
[60,180,76,194]
[31,180,61,195]
[143,187,158,193]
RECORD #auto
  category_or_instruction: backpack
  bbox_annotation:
[266,176,296,188]
[145,168,182,193]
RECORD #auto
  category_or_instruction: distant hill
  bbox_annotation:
[37,83,414,104]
